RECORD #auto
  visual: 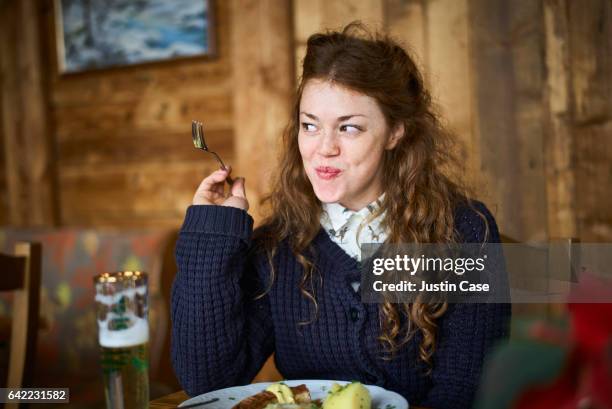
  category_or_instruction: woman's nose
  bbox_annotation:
[318,131,340,156]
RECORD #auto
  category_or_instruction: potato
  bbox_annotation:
[323,382,371,409]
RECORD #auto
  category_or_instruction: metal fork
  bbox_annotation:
[191,120,234,184]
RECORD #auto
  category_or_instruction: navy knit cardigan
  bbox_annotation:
[171,201,511,409]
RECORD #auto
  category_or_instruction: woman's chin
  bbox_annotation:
[313,186,343,204]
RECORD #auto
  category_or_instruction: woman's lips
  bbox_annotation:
[315,166,342,180]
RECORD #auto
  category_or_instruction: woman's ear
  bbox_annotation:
[385,123,405,150]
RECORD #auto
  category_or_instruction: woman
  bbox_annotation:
[171,23,510,409]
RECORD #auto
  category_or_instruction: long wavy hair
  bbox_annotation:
[254,22,485,368]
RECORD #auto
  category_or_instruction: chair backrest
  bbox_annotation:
[0,242,41,393]
[500,235,580,333]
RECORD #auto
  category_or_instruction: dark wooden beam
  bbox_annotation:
[0,0,58,226]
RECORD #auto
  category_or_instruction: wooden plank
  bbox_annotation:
[467,0,514,233]
[57,128,233,166]
[59,161,227,227]
[0,2,7,226]
[566,0,611,241]
[231,0,294,223]
[17,0,57,226]
[567,0,611,124]
[50,64,233,108]
[294,0,384,40]
[507,1,549,241]
[0,0,57,227]
[54,94,233,139]
[0,171,7,225]
[293,0,323,83]
[385,0,427,78]
[468,0,549,241]
[542,0,578,239]
[574,122,612,241]
[294,0,323,42]
[149,391,190,409]
[0,0,26,226]
[320,0,384,32]
[293,0,385,84]
[426,0,474,166]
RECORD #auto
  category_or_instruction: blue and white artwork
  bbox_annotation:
[55,0,212,73]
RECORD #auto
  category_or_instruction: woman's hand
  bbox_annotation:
[192,167,249,211]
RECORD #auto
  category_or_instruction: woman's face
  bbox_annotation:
[298,79,403,211]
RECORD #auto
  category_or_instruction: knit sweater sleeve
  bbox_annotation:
[171,205,275,396]
[420,201,511,409]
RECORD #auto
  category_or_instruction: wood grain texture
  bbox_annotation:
[0,0,26,226]
[43,0,234,228]
[57,128,233,166]
[575,122,612,241]
[385,0,427,77]
[543,0,578,239]
[293,0,385,83]
[59,161,228,228]
[0,0,57,227]
[568,0,612,241]
[425,0,476,181]
[567,0,611,125]
[469,0,549,241]
[231,0,295,222]
[0,2,11,225]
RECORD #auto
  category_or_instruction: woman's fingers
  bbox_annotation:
[193,168,230,205]
[192,166,249,210]
[223,177,249,210]
[230,177,246,198]
[201,168,230,191]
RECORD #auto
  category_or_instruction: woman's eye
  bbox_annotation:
[301,122,317,132]
[339,124,362,133]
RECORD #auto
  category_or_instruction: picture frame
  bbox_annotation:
[53,0,215,74]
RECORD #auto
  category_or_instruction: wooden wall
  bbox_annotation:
[47,0,235,228]
[1,0,295,230]
[567,1,612,241]
[293,0,611,242]
[0,0,57,227]
[1,0,609,241]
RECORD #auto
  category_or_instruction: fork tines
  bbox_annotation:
[191,120,207,150]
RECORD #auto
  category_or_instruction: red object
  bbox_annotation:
[514,274,612,409]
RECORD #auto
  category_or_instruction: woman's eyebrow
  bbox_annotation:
[299,112,367,121]
[300,112,319,120]
[338,114,367,121]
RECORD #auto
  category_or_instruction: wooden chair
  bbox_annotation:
[0,242,41,397]
[500,235,579,334]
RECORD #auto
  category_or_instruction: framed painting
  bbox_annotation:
[53,0,215,73]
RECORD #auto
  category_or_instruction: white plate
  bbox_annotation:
[179,379,408,409]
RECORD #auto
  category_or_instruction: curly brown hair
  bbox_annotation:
[254,22,486,368]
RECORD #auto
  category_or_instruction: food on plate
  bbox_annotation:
[232,383,311,409]
[231,390,276,409]
[266,383,311,404]
[323,382,371,409]
[231,382,371,409]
